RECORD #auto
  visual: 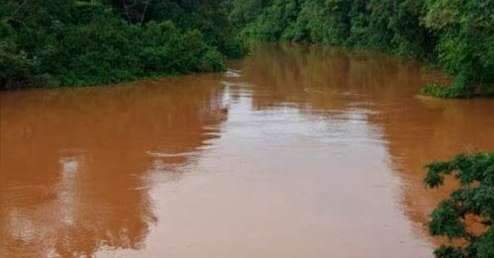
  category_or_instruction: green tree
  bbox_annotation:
[233,0,494,98]
[425,153,494,258]
[422,0,494,97]
[0,0,244,89]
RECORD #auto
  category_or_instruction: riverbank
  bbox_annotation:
[232,0,494,98]
[1,1,244,90]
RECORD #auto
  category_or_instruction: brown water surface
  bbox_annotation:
[1,44,494,258]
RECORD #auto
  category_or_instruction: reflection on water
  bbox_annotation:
[1,44,493,258]
[0,76,227,257]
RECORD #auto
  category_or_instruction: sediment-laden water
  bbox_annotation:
[1,44,493,258]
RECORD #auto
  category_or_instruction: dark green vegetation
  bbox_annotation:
[231,0,494,98]
[3,0,493,94]
[0,0,244,88]
[425,153,494,258]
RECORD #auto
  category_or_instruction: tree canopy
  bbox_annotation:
[2,0,493,96]
[232,0,494,98]
[0,0,244,88]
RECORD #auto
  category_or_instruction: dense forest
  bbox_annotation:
[231,0,494,98]
[2,0,494,97]
[0,0,244,88]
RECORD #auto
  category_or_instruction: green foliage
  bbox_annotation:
[422,0,494,97]
[420,83,473,98]
[233,0,494,98]
[4,0,493,93]
[0,41,34,88]
[0,0,244,89]
[237,0,433,53]
[425,153,494,258]
[199,48,226,72]
[240,0,301,41]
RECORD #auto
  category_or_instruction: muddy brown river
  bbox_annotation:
[1,44,493,258]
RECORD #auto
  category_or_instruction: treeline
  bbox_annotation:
[231,0,494,98]
[0,0,244,89]
[3,0,494,95]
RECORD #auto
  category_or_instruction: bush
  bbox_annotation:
[420,83,472,99]
[199,48,225,72]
